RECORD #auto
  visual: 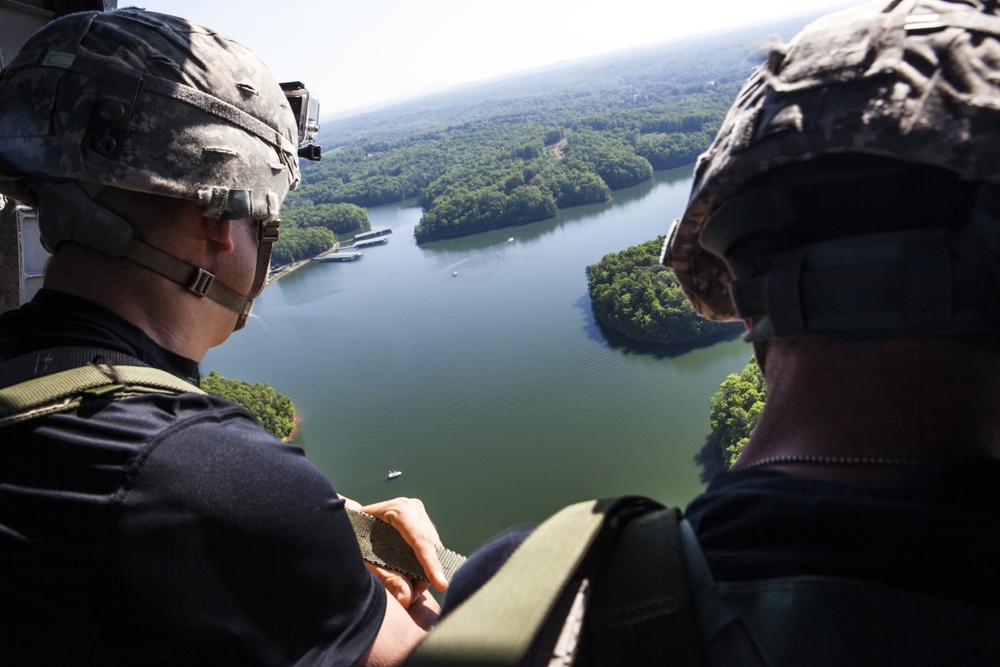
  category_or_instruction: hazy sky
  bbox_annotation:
[135,1,857,117]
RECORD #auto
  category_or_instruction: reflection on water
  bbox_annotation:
[576,291,746,360]
[205,166,751,554]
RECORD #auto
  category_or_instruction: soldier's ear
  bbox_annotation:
[202,216,234,253]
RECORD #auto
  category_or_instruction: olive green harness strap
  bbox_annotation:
[406,499,613,667]
[0,362,205,426]
[348,509,467,584]
[406,496,698,666]
[0,351,465,584]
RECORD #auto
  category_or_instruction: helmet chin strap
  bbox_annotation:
[35,181,279,332]
[122,219,279,332]
[237,218,280,330]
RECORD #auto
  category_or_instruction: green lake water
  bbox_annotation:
[203,165,752,555]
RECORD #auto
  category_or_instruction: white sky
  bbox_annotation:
[134,1,857,118]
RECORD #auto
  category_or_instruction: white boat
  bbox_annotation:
[452,271,458,277]
[507,237,514,243]
[387,470,402,479]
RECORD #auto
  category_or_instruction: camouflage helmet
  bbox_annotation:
[663,0,1000,338]
[0,9,301,329]
[0,8,299,223]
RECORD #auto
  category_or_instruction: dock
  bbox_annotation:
[317,252,363,262]
[354,228,393,241]
[353,237,388,248]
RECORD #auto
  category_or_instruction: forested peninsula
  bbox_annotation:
[586,237,739,344]
[203,371,297,441]
[282,24,788,244]
[272,202,369,266]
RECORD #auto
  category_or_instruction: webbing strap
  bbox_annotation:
[124,238,250,316]
[585,508,706,667]
[680,521,768,667]
[123,224,277,331]
[0,346,152,388]
[347,509,467,584]
[731,229,991,340]
[0,364,204,426]
[405,497,659,667]
[20,177,260,327]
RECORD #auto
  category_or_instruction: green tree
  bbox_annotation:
[202,370,297,441]
[586,237,737,344]
[281,202,369,235]
[271,227,338,265]
[282,33,755,241]
[709,359,766,468]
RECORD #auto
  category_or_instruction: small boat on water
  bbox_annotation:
[452,271,458,277]
[507,237,514,243]
[387,470,402,479]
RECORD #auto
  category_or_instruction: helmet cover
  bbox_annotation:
[0,8,300,229]
[664,0,1000,321]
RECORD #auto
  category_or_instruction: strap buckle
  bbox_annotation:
[187,268,216,297]
[260,220,280,244]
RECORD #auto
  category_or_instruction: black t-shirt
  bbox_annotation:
[0,290,386,666]
[685,461,1000,606]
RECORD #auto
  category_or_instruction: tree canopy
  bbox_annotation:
[202,370,297,441]
[271,202,369,266]
[709,359,766,468]
[281,26,780,243]
[586,237,737,344]
[272,227,338,266]
[281,202,369,235]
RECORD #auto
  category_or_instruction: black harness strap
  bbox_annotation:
[0,346,151,387]
[584,507,707,666]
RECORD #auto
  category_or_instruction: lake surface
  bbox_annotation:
[204,165,752,555]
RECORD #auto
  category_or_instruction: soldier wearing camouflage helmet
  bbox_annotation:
[0,9,447,666]
[0,5,300,331]
[663,0,1000,663]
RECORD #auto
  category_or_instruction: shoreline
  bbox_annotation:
[268,259,311,283]
[283,412,302,444]
[268,239,350,284]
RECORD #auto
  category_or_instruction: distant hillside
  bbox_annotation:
[286,14,820,243]
[319,14,815,142]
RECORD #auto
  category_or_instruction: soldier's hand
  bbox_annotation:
[341,495,448,608]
